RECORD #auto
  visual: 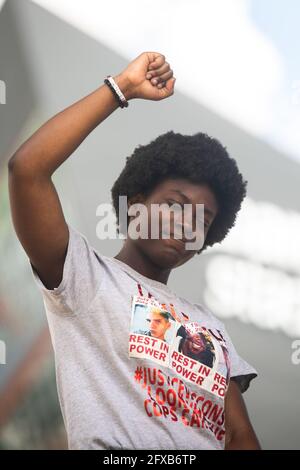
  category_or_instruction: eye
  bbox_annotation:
[166,201,211,230]
[166,200,184,210]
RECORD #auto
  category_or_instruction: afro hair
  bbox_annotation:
[111,130,247,253]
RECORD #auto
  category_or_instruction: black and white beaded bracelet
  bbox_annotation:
[104,75,129,108]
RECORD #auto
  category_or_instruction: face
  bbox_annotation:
[182,333,206,356]
[146,311,171,339]
[127,177,218,269]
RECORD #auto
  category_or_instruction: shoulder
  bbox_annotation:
[193,301,226,330]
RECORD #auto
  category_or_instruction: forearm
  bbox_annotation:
[8,74,131,177]
[225,429,261,450]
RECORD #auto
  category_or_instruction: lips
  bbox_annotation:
[191,343,204,351]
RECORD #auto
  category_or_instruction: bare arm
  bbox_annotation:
[8,52,175,289]
[8,75,130,289]
[225,379,261,450]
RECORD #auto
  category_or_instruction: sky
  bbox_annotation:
[249,0,300,161]
[250,0,299,80]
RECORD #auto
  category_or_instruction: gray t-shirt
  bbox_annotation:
[30,224,258,450]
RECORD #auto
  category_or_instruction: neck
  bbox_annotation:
[114,241,171,285]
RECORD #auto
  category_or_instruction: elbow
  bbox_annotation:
[8,151,41,180]
[225,428,262,450]
[8,151,51,180]
[8,154,18,173]
[7,151,28,176]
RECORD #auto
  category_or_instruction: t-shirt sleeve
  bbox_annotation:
[29,224,104,316]
[222,325,258,394]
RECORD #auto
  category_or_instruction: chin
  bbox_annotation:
[147,239,194,269]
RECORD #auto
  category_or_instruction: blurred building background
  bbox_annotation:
[0,0,299,449]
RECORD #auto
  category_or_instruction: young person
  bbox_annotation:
[8,51,261,450]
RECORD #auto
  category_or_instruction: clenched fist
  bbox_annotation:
[114,52,176,101]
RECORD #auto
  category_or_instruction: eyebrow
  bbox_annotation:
[169,189,215,218]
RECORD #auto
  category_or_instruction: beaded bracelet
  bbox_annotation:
[104,75,129,108]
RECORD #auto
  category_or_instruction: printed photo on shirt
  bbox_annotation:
[129,295,230,398]
[169,322,229,399]
[175,323,216,368]
[129,295,178,367]
[132,302,176,343]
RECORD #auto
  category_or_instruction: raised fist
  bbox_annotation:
[115,51,176,101]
